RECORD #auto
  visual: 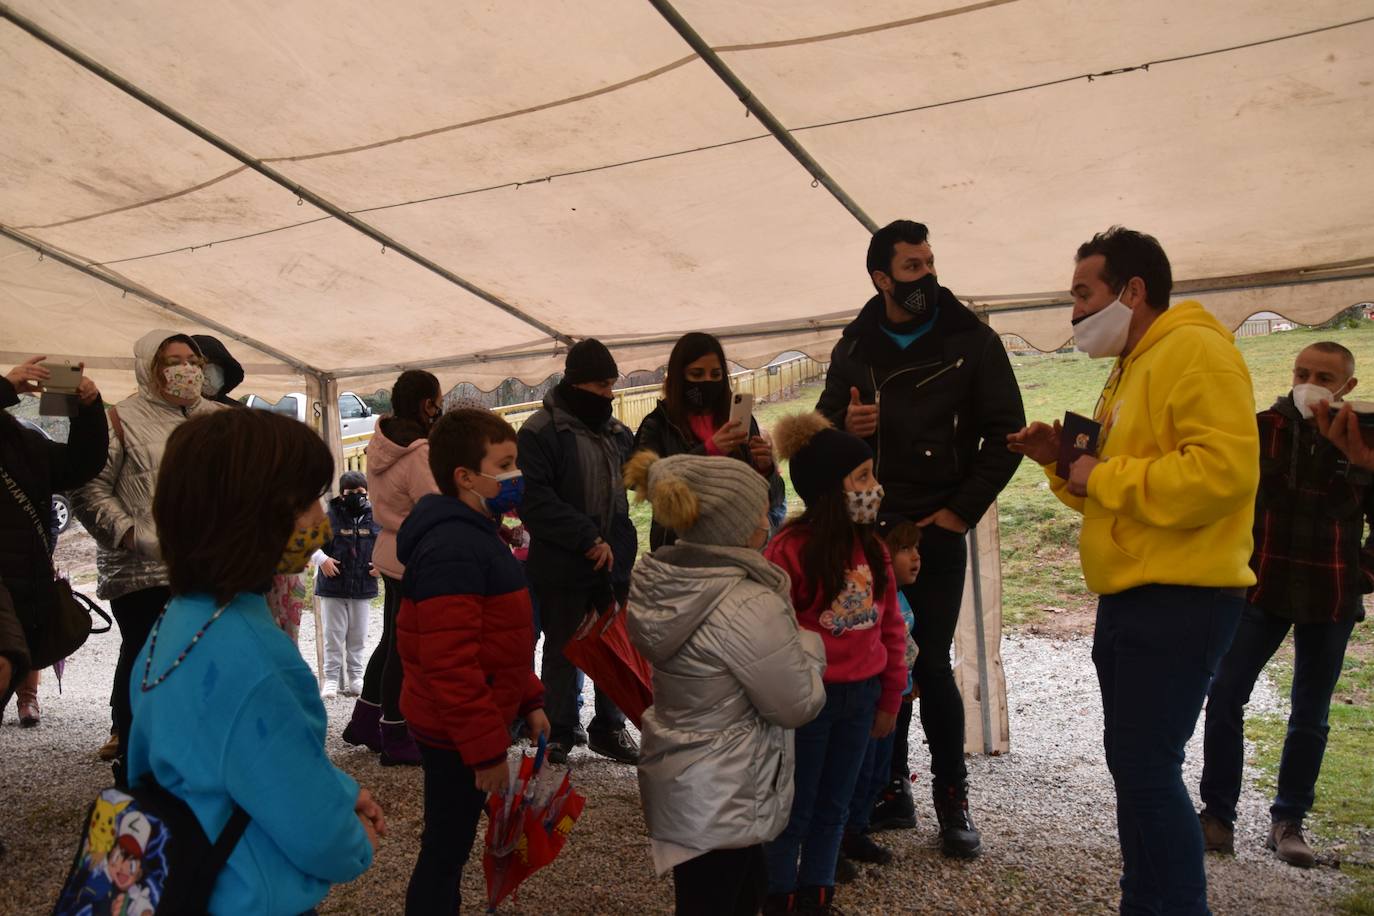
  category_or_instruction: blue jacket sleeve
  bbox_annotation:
[221,677,372,883]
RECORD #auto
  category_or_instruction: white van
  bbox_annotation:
[243,391,377,439]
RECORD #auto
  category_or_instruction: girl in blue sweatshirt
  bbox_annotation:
[125,408,384,914]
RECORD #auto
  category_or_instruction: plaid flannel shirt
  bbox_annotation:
[1248,397,1374,624]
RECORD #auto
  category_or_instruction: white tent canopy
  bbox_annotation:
[3,0,1373,401]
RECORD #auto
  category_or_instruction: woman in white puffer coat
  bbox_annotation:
[625,450,826,916]
[71,329,226,775]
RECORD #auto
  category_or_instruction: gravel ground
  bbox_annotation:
[0,596,1350,914]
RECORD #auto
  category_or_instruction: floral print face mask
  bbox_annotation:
[277,518,332,575]
[844,484,885,525]
[161,362,205,400]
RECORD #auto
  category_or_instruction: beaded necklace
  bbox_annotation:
[141,602,230,691]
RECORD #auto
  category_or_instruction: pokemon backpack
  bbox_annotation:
[52,781,248,915]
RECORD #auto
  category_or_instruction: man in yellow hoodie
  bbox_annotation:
[1009,227,1259,915]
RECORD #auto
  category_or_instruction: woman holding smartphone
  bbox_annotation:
[633,332,784,549]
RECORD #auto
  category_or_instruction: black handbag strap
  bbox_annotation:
[0,458,54,563]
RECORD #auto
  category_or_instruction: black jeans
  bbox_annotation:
[359,575,404,721]
[533,582,625,745]
[892,525,968,789]
[674,845,766,916]
[1093,585,1243,916]
[405,742,488,915]
[110,585,170,777]
[1200,604,1354,826]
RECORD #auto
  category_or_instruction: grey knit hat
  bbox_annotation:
[624,451,768,548]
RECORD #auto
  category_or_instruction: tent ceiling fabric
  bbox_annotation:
[2,0,1372,397]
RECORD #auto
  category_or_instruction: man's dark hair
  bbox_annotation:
[391,369,441,425]
[1308,340,1357,376]
[428,408,518,497]
[866,220,930,281]
[1076,227,1173,309]
[155,409,332,605]
[663,332,732,433]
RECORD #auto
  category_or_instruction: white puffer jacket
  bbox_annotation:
[71,330,226,600]
[628,542,826,855]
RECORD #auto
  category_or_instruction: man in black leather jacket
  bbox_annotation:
[817,220,1024,858]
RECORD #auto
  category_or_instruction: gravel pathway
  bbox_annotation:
[0,602,1348,914]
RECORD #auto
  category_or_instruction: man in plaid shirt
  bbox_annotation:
[1199,341,1374,868]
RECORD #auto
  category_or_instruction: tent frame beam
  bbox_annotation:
[0,4,575,347]
[647,0,879,233]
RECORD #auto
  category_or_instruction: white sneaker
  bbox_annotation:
[345,680,364,697]
[321,681,339,699]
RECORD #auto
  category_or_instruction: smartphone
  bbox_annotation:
[40,361,81,393]
[729,392,754,431]
[1331,400,1374,428]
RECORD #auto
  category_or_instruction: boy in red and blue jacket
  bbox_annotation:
[396,408,548,914]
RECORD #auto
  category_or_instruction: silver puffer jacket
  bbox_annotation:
[628,542,826,853]
[71,330,226,600]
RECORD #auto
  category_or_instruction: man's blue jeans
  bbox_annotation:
[1200,604,1354,826]
[765,677,880,893]
[1093,585,1243,916]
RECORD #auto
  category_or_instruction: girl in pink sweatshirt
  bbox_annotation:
[760,413,908,913]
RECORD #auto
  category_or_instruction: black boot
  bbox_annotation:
[796,885,838,914]
[762,891,796,915]
[934,782,983,859]
[841,829,893,865]
[834,853,858,885]
[869,775,917,831]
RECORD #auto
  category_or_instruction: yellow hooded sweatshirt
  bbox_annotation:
[1046,300,1260,595]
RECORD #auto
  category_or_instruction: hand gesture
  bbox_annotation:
[1007,420,1062,467]
[917,508,968,535]
[1316,400,1374,471]
[525,708,551,744]
[320,557,341,577]
[844,387,879,438]
[748,434,774,472]
[585,541,614,572]
[1067,454,1099,498]
[5,356,50,396]
[475,760,509,795]
[871,710,897,739]
[712,419,748,454]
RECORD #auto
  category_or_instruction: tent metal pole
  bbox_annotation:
[0,4,574,347]
[0,224,320,376]
[646,0,879,233]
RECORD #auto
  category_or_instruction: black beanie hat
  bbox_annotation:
[339,470,368,492]
[563,339,619,385]
[773,412,873,505]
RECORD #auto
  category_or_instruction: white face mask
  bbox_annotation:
[1292,382,1345,419]
[1073,295,1133,359]
[844,484,885,525]
[162,363,204,400]
[201,363,225,397]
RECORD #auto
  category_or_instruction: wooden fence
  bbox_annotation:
[343,354,827,473]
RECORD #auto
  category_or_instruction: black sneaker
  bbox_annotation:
[934,782,983,859]
[834,853,858,885]
[841,830,893,865]
[587,727,639,764]
[545,742,570,766]
[574,723,589,747]
[869,776,917,831]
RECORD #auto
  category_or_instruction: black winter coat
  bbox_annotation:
[816,290,1025,525]
[517,387,637,600]
[0,378,109,627]
[633,402,787,550]
[315,496,381,600]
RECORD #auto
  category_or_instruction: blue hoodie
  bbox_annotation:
[127,592,372,915]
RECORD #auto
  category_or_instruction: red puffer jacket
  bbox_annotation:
[396,494,543,768]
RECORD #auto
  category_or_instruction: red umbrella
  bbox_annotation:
[562,602,653,728]
[483,739,587,912]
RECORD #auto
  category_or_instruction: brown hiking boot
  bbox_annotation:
[96,731,120,761]
[1267,820,1316,868]
[1198,812,1234,854]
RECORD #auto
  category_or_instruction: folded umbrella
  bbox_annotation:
[561,601,653,728]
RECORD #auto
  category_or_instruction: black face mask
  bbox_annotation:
[683,379,725,411]
[888,272,940,319]
[560,383,614,428]
[343,492,369,515]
